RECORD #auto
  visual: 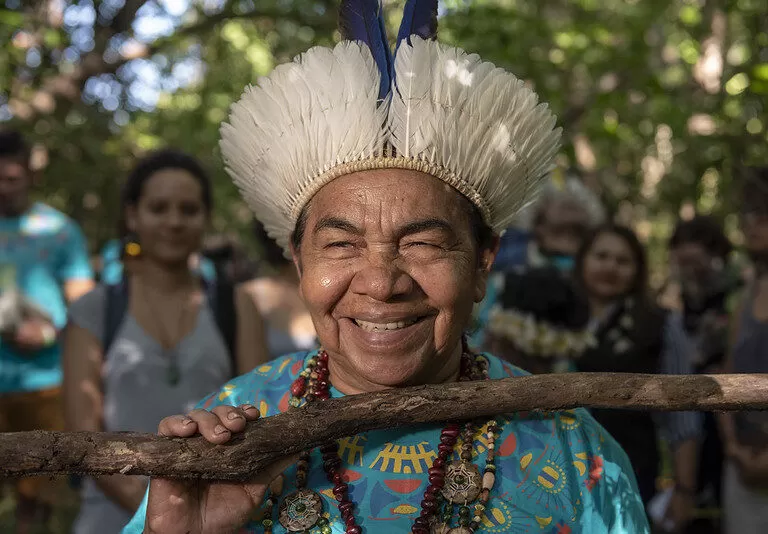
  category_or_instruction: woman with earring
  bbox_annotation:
[61,149,268,534]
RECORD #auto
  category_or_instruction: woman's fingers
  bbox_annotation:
[211,405,249,433]
[240,403,261,421]
[187,408,233,443]
[156,403,261,441]
[158,414,198,438]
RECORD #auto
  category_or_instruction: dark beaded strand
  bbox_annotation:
[284,351,499,534]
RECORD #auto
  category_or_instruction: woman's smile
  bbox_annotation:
[340,314,435,352]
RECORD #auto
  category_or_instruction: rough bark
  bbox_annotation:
[1,372,767,481]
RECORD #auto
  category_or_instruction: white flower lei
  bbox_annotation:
[486,306,597,359]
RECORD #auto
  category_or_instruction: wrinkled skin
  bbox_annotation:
[293,169,498,394]
[143,168,498,534]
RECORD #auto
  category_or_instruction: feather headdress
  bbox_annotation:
[220,0,561,254]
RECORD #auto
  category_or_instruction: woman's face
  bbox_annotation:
[581,232,638,301]
[294,169,497,391]
[125,169,207,268]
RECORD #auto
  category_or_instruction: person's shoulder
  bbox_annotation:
[481,352,531,378]
[196,351,315,414]
[69,283,107,315]
[27,203,85,239]
[483,352,633,469]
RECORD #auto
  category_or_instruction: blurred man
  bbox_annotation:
[665,215,741,533]
[668,215,740,372]
[0,130,94,534]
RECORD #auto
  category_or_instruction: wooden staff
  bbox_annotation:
[2,373,767,481]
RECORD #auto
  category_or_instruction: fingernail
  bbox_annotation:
[214,425,229,435]
[227,412,242,420]
[181,418,194,426]
[242,404,256,411]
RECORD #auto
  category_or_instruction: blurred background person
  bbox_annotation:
[241,220,315,358]
[0,130,94,534]
[666,215,740,373]
[469,171,605,350]
[485,265,594,374]
[573,224,700,531]
[62,149,268,534]
[516,171,607,272]
[661,215,741,531]
[719,166,768,534]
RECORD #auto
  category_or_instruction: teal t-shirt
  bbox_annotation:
[123,352,649,533]
[0,202,93,393]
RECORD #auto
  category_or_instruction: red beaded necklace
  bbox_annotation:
[264,350,500,534]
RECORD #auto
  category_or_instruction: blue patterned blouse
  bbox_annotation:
[123,351,649,534]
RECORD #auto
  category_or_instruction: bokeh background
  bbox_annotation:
[0,2,767,527]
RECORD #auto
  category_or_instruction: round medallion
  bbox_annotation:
[441,461,482,504]
[278,489,323,532]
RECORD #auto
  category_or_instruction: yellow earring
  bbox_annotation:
[124,240,141,257]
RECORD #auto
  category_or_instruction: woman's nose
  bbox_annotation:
[349,261,414,302]
[166,209,185,228]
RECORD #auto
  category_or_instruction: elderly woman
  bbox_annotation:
[122,2,648,533]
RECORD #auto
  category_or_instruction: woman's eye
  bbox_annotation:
[181,204,201,216]
[326,241,353,249]
[148,203,167,214]
[408,241,440,248]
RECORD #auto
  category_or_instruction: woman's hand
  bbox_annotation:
[144,404,287,534]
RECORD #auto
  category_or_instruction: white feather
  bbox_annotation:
[389,37,562,233]
[220,42,386,254]
[220,36,561,253]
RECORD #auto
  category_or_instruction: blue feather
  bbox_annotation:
[338,0,393,100]
[395,0,438,54]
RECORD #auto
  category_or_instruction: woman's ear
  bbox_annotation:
[474,235,501,303]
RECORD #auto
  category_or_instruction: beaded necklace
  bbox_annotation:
[265,350,500,534]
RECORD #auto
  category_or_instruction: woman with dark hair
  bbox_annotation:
[61,150,268,533]
[241,221,316,358]
[574,224,701,531]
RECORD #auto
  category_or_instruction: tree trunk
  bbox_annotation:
[2,372,766,481]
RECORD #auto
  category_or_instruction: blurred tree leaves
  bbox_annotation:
[0,0,767,269]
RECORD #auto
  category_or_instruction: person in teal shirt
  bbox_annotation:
[119,2,648,532]
[0,129,94,532]
[123,351,647,534]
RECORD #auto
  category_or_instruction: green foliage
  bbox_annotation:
[1,0,766,270]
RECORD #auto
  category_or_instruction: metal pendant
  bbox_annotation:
[441,461,482,504]
[278,489,323,532]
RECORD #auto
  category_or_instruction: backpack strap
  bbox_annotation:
[204,275,238,377]
[103,273,238,377]
[103,277,130,355]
